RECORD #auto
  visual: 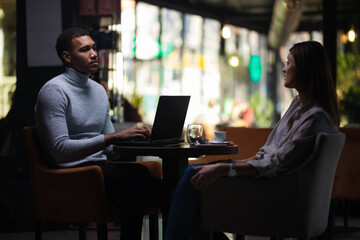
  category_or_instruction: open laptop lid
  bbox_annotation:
[113,95,190,146]
[149,95,190,142]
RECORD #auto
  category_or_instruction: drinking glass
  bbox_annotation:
[186,124,204,144]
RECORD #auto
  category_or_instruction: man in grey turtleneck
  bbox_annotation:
[35,28,162,240]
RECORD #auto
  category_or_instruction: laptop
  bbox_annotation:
[113,95,190,146]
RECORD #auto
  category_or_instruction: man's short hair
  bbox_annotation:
[55,28,90,65]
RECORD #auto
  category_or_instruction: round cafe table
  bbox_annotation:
[113,143,238,235]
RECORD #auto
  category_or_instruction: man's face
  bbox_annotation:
[63,35,98,74]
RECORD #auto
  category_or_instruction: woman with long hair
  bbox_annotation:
[164,41,339,240]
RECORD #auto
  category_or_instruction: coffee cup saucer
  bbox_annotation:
[208,141,232,144]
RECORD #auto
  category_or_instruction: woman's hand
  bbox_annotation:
[190,161,257,191]
[191,164,227,191]
[104,124,152,145]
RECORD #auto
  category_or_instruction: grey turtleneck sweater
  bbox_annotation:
[35,67,120,167]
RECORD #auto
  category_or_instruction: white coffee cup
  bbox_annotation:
[214,131,226,143]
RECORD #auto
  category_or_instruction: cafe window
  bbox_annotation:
[0,0,16,118]
[134,2,161,123]
[160,8,182,96]
[118,1,274,128]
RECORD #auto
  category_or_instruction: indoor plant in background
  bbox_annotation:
[339,86,360,127]
[337,52,360,127]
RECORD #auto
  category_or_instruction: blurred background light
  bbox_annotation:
[222,25,231,39]
[347,28,356,42]
[229,55,239,67]
[284,0,300,10]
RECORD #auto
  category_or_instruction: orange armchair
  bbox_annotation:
[23,126,160,240]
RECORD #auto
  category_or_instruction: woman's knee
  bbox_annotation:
[180,164,203,184]
[184,164,202,176]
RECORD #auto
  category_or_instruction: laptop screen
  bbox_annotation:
[150,95,190,141]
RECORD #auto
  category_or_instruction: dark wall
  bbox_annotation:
[5,0,110,230]
[15,0,64,175]
[0,0,65,232]
[14,0,94,174]
[2,0,104,230]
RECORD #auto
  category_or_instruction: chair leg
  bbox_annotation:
[327,199,336,240]
[35,219,43,240]
[97,224,108,240]
[149,214,159,240]
[343,199,349,228]
[79,223,87,240]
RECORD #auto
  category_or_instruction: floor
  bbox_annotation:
[1,216,360,240]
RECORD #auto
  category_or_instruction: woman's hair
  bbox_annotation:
[290,41,339,126]
[55,28,90,65]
